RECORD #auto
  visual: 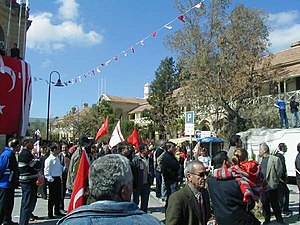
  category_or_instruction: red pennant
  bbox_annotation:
[178,15,185,23]
[131,46,135,53]
[114,55,118,61]
[67,150,90,214]
[151,31,157,37]
[95,117,109,141]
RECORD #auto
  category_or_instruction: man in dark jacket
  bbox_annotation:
[154,141,165,198]
[290,96,299,128]
[18,137,41,225]
[276,143,292,215]
[132,143,154,212]
[166,160,216,225]
[161,141,180,208]
[208,151,260,225]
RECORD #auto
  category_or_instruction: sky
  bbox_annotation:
[26,0,300,119]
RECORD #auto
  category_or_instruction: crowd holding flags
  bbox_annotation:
[67,118,141,213]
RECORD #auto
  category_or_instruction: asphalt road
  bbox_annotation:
[10,184,300,225]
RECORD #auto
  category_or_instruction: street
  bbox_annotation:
[11,185,300,225]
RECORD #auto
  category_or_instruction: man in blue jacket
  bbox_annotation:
[274,95,289,129]
[0,138,19,225]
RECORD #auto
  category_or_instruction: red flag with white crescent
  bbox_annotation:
[0,56,31,135]
[95,117,109,141]
[67,150,90,214]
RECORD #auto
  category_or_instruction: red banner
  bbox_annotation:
[0,56,31,136]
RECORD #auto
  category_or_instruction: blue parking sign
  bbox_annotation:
[185,111,194,124]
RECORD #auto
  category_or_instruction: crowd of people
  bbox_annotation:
[0,134,300,225]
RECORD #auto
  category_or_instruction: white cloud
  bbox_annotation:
[56,0,79,21]
[269,10,300,52]
[27,0,103,53]
[269,10,299,28]
[41,58,53,68]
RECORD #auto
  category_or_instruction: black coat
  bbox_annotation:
[208,177,260,225]
[161,151,180,182]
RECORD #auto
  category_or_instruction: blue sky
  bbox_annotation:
[26,0,300,119]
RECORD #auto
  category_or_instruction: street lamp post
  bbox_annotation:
[46,71,64,143]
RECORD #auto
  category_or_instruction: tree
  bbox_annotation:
[166,0,279,141]
[146,57,181,139]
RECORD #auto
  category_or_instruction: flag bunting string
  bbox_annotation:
[29,1,204,87]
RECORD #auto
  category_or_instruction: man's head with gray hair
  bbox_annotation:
[259,142,270,157]
[184,160,204,177]
[184,160,207,190]
[89,154,133,202]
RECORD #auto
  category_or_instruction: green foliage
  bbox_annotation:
[166,0,277,140]
[27,119,46,139]
[146,57,181,139]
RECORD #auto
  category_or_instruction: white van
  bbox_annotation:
[238,128,300,179]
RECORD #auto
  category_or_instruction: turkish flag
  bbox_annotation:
[67,150,90,214]
[95,117,109,141]
[0,56,31,136]
[127,127,140,150]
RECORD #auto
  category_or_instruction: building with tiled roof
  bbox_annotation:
[99,93,148,121]
[260,41,300,100]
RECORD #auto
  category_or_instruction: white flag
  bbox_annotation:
[33,140,39,155]
[108,121,124,149]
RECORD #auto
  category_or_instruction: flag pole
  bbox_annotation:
[6,0,13,51]
[22,0,29,59]
[17,1,23,48]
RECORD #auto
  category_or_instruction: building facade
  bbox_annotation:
[0,0,30,59]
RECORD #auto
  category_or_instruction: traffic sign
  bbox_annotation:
[185,111,194,124]
[185,111,194,136]
[195,130,201,140]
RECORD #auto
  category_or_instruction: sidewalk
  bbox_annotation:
[11,184,299,225]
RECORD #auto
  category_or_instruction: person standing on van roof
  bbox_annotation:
[290,96,299,128]
[274,95,289,129]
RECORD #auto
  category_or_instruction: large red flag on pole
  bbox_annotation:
[127,127,140,150]
[67,150,90,214]
[95,117,109,141]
